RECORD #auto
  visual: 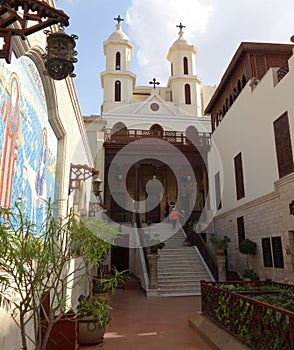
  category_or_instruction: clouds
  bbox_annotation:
[126,0,212,86]
[125,0,294,87]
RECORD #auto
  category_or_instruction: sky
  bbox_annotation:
[57,0,294,116]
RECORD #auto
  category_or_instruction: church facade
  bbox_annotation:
[85,19,215,231]
[87,19,294,283]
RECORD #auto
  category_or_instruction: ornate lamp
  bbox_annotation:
[43,27,78,80]
[92,176,102,197]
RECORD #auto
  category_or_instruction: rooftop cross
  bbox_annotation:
[114,15,124,24]
[149,78,160,89]
[176,22,186,31]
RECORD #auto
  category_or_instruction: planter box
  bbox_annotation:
[41,314,78,350]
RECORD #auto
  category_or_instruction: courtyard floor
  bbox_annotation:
[80,288,214,350]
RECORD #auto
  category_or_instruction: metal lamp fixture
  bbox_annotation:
[92,176,102,197]
[43,27,78,80]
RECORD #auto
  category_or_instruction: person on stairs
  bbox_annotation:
[170,206,182,229]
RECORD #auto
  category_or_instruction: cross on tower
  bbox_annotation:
[114,15,124,24]
[149,78,160,89]
[176,22,186,31]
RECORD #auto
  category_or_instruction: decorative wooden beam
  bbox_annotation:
[0,0,69,62]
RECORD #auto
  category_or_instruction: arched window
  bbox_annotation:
[185,84,191,104]
[186,125,199,144]
[115,80,121,101]
[150,124,163,137]
[183,57,188,74]
[115,52,121,70]
[242,74,247,88]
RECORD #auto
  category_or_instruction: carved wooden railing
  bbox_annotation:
[277,61,289,82]
[201,280,294,350]
[104,129,211,148]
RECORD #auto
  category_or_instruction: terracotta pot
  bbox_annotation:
[41,313,78,350]
[93,292,109,303]
[216,248,225,256]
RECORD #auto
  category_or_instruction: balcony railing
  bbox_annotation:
[201,280,294,350]
[277,61,289,82]
[104,129,211,148]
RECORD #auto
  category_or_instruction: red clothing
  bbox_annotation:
[170,210,179,220]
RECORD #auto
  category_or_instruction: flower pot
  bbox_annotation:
[41,313,78,350]
[216,248,225,256]
[93,292,109,303]
[78,317,106,345]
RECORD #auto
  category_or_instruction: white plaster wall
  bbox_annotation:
[104,43,133,71]
[208,52,294,283]
[210,56,294,214]
[169,49,196,76]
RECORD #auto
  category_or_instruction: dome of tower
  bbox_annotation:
[171,31,192,48]
[107,23,130,42]
[167,26,197,61]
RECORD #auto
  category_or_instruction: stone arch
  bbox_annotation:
[115,51,121,70]
[185,84,191,104]
[183,57,188,74]
[150,123,163,136]
[115,80,121,101]
[112,122,127,133]
[186,125,199,144]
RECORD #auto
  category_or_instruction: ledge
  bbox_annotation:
[188,312,251,350]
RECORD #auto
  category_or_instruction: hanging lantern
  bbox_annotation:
[43,27,78,80]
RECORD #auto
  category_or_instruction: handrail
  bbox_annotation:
[104,128,211,147]
[193,233,218,281]
[133,221,149,290]
[184,215,218,281]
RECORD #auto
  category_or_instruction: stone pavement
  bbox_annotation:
[80,288,214,350]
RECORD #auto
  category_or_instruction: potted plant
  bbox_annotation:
[0,200,119,350]
[77,295,112,345]
[145,232,165,254]
[93,266,128,301]
[239,238,257,279]
[210,233,231,255]
[72,217,120,345]
[242,269,259,281]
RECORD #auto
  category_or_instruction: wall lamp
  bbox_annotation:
[92,176,102,197]
[43,27,78,80]
[69,163,100,194]
[289,200,294,215]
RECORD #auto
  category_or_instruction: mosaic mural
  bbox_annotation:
[0,54,57,227]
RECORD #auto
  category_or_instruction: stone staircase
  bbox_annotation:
[157,225,214,296]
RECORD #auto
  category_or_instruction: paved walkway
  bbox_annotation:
[80,288,213,350]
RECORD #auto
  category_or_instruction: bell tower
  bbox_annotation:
[100,15,136,113]
[167,23,203,117]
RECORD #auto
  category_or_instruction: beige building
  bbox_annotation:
[206,41,294,282]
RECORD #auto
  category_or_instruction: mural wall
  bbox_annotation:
[0,54,57,227]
